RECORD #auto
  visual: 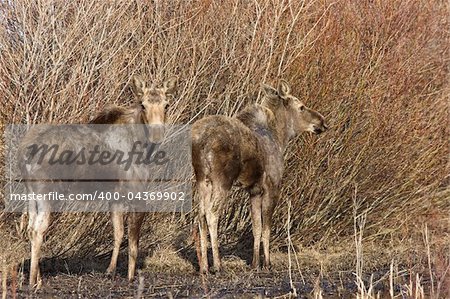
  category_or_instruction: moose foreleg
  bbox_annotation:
[107,208,124,277]
[262,191,277,270]
[28,201,50,289]
[127,212,145,281]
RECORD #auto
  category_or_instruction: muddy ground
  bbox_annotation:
[13,269,381,298]
[8,251,420,298]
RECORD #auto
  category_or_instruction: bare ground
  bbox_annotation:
[8,243,439,298]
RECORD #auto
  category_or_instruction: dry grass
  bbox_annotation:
[0,0,449,296]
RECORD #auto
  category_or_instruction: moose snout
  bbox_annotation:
[313,123,328,134]
[148,124,165,143]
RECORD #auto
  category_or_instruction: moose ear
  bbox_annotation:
[261,83,279,100]
[131,75,146,97]
[163,76,178,95]
[278,79,291,98]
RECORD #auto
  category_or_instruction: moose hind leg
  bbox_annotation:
[250,193,263,270]
[205,184,226,273]
[196,180,211,274]
[198,215,209,274]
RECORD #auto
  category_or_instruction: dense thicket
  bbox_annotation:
[1,0,448,260]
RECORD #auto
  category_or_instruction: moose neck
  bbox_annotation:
[271,107,292,150]
[259,100,292,151]
[132,107,144,124]
[238,103,292,153]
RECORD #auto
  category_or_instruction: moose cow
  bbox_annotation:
[192,80,327,274]
[18,75,177,288]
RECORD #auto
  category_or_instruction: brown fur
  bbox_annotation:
[192,80,327,273]
[89,106,133,124]
[20,75,177,288]
[93,75,178,282]
[100,75,177,281]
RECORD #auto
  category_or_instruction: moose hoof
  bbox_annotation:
[105,269,116,280]
[210,266,222,275]
[251,261,260,271]
[30,280,42,290]
[36,279,43,290]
